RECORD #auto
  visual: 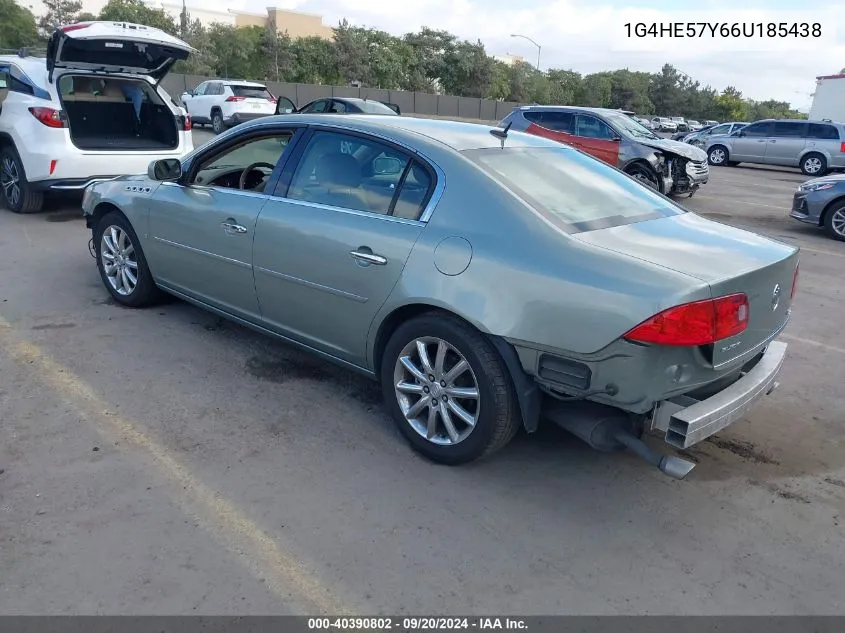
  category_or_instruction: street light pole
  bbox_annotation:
[510,33,541,71]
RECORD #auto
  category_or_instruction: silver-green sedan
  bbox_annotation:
[82,114,800,478]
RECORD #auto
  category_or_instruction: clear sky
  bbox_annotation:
[209,0,844,111]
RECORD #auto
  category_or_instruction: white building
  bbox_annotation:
[809,73,845,122]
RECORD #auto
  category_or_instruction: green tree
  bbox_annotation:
[575,73,612,107]
[262,20,295,82]
[331,20,369,85]
[38,0,82,38]
[0,0,38,50]
[546,69,581,105]
[98,0,178,34]
[290,35,340,85]
[173,17,213,76]
[713,86,749,121]
[441,39,492,97]
[487,61,511,100]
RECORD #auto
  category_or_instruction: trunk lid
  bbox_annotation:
[573,212,799,367]
[47,21,192,81]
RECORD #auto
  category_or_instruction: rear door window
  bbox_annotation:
[741,122,774,137]
[772,121,807,138]
[807,123,840,140]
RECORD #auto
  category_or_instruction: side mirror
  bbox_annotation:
[148,158,182,181]
[373,156,404,175]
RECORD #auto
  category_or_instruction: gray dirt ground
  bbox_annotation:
[1,128,843,615]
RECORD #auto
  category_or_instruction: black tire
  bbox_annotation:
[707,145,729,166]
[94,211,163,307]
[211,110,225,135]
[823,201,845,242]
[1,146,44,213]
[625,164,660,191]
[801,152,827,177]
[380,312,521,465]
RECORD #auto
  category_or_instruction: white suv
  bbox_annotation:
[180,80,278,135]
[0,21,194,214]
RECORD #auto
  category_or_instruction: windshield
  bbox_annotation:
[465,146,683,233]
[604,112,660,140]
[357,100,399,115]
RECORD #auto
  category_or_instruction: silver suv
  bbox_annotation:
[705,118,845,176]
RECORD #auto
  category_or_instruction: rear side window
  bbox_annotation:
[807,123,840,140]
[231,85,273,99]
[772,121,807,137]
[524,111,543,124]
[465,146,682,233]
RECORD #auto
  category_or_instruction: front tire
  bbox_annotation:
[1,147,43,214]
[625,164,660,191]
[707,145,729,166]
[801,152,827,177]
[381,313,520,465]
[823,201,845,242]
[95,211,163,307]
[211,110,225,135]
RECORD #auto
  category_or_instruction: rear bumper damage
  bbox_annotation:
[650,340,787,449]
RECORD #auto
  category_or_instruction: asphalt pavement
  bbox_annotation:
[0,128,843,615]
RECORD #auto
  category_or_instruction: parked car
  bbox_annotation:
[635,117,656,130]
[652,117,678,132]
[0,21,193,214]
[703,120,719,126]
[80,114,797,478]
[671,117,689,132]
[501,105,709,196]
[686,120,704,131]
[791,174,845,241]
[181,80,281,134]
[278,97,400,117]
[685,121,748,147]
[705,118,845,176]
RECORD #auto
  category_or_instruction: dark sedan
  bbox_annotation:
[275,96,400,116]
[791,174,845,241]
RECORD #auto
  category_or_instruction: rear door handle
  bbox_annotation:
[350,249,387,265]
[221,219,247,234]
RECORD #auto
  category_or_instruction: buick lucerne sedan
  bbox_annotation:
[82,115,799,478]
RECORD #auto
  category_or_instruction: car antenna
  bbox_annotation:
[489,121,512,148]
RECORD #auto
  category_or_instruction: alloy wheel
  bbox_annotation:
[831,208,845,237]
[393,337,480,446]
[1,156,21,209]
[804,157,822,174]
[100,225,138,296]
[709,148,725,164]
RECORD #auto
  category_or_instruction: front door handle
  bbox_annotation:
[221,219,247,234]
[350,249,387,265]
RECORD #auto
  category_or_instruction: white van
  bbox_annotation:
[0,21,194,213]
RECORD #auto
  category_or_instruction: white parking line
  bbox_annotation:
[783,333,845,356]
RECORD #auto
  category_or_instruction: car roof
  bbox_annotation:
[236,113,564,152]
[0,55,48,79]
[220,80,266,87]
[519,105,627,116]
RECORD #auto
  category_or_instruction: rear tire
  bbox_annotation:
[94,211,163,307]
[211,110,225,135]
[380,312,521,465]
[1,147,44,214]
[801,152,827,177]
[823,201,845,242]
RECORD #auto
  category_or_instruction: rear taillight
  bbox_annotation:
[268,96,277,103]
[225,96,246,102]
[29,107,65,128]
[183,114,192,131]
[61,23,91,32]
[623,293,749,346]
[790,264,799,299]
[839,142,845,154]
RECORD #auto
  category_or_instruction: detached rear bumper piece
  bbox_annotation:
[30,176,121,192]
[650,340,787,449]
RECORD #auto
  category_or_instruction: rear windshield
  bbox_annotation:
[357,100,399,115]
[231,85,272,99]
[464,146,683,232]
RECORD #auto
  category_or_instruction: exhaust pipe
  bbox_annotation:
[545,401,696,480]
